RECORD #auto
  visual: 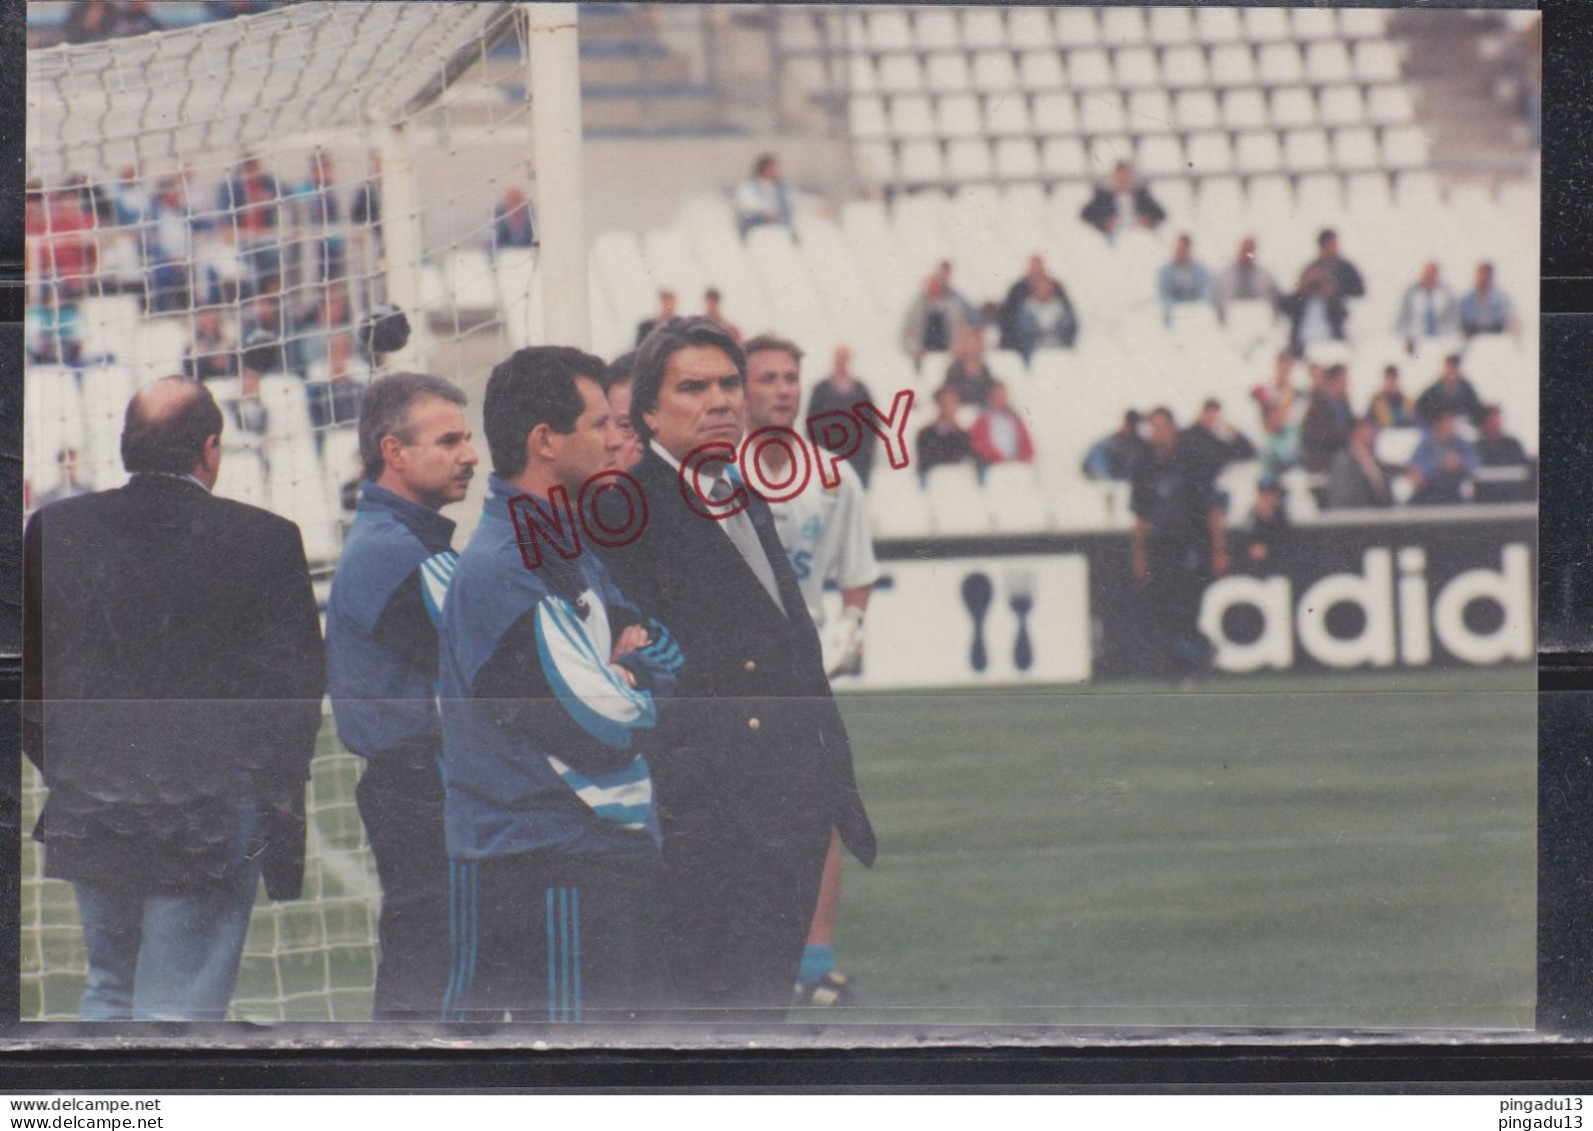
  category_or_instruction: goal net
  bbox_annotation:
[22,0,566,1021]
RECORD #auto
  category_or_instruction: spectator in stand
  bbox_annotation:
[144,177,199,313]
[1415,353,1486,427]
[308,333,366,434]
[1395,261,1458,350]
[1474,404,1535,503]
[969,382,1035,468]
[915,385,975,484]
[734,153,793,238]
[1300,363,1355,474]
[1240,479,1292,575]
[110,166,150,229]
[1256,399,1301,482]
[997,256,1078,364]
[1367,364,1418,429]
[806,344,877,485]
[63,0,159,43]
[1180,398,1257,486]
[1158,234,1217,327]
[1458,261,1520,339]
[33,448,95,511]
[1262,350,1308,420]
[221,155,283,294]
[1082,411,1149,482]
[900,266,976,372]
[1327,419,1395,509]
[1216,236,1281,321]
[351,152,383,253]
[184,307,238,382]
[635,289,676,346]
[702,287,742,344]
[1408,411,1481,505]
[1080,160,1166,238]
[294,149,345,283]
[604,351,645,473]
[491,186,536,252]
[41,184,99,304]
[1282,229,1365,357]
[243,292,290,376]
[943,325,998,408]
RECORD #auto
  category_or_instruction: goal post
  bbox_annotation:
[21,1,591,1021]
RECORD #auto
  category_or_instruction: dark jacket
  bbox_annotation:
[596,449,876,869]
[23,474,325,899]
[997,275,1078,352]
[1080,183,1166,234]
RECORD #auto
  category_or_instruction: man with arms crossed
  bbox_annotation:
[438,347,682,1021]
[23,376,324,1019]
[742,334,882,1008]
[326,373,480,1019]
[597,317,876,1020]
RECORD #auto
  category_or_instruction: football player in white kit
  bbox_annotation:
[741,334,881,1006]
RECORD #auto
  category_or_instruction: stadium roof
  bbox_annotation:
[27,1,522,180]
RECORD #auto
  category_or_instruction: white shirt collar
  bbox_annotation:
[135,470,212,494]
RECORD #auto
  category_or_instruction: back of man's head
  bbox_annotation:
[358,372,468,481]
[630,316,745,444]
[121,376,224,476]
[484,346,609,479]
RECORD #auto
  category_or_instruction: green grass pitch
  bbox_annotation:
[22,666,1535,1033]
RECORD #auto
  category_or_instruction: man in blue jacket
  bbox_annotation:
[439,346,682,1022]
[326,372,479,1019]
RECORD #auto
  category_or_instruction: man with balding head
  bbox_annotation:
[23,376,325,1020]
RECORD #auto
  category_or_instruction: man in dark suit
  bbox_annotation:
[1080,160,1166,237]
[598,317,876,1020]
[23,376,325,1021]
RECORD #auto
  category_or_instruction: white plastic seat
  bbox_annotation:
[898,140,945,183]
[1017,49,1066,90]
[1195,7,1242,45]
[971,50,1019,94]
[1291,8,1339,42]
[1209,43,1257,87]
[1040,137,1088,179]
[1152,177,1194,221]
[1270,86,1318,129]
[1395,170,1442,211]
[1383,126,1431,170]
[1148,7,1195,46]
[1175,89,1221,131]
[849,95,888,140]
[1196,175,1245,221]
[876,53,924,95]
[1136,135,1185,178]
[1087,135,1135,172]
[1247,175,1294,221]
[994,137,1040,180]
[1186,131,1236,176]
[1032,91,1079,135]
[1319,85,1367,128]
[1375,427,1423,467]
[1340,9,1391,41]
[1296,172,1342,216]
[946,139,994,182]
[1161,44,1210,89]
[1257,43,1305,87]
[1099,7,1148,46]
[1007,8,1056,49]
[961,8,1007,51]
[853,140,894,183]
[1054,7,1100,48]
[924,52,971,94]
[1221,88,1268,131]
[889,94,935,139]
[1234,131,1283,176]
[1067,48,1113,91]
[913,8,958,51]
[1368,85,1416,125]
[863,9,912,53]
[1116,46,1160,89]
[1345,171,1395,216]
[1354,41,1402,83]
[937,93,983,138]
[1332,126,1381,171]
[1127,90,1174,133]
[1306,42,1354,86]
[1283,128,1332,174]
[1243,8,1292,43]
[1079,92,1127,135]
[847,55,877,96]
[984,94,1033,137]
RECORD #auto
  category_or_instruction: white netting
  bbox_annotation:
[23,0,548,1022]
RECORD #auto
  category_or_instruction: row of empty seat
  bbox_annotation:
[792,6,1392,56]
[843,40,1404,98]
